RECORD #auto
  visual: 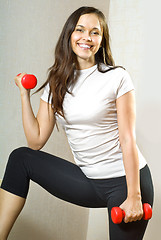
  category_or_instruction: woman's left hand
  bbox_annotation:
[119,195,143,223]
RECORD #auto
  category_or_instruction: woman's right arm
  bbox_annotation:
[15,73,55,150]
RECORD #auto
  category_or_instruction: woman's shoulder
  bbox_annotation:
[98,64,133,86]
[98,63,127,75]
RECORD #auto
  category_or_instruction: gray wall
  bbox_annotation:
[0,0,109,239]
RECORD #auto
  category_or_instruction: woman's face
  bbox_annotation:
[71,13,103,69]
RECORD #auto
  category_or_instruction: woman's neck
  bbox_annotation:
[76,59,96,70]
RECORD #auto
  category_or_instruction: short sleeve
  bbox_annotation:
[116,70,135,99]
[40,83,52,104]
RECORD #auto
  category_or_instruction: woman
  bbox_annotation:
[0,6,154,240]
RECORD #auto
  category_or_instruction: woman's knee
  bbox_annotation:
[1,147,32,199]
[9,147,31,162]
[5,147,34,172]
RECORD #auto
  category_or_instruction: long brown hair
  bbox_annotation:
[37,6,120,118]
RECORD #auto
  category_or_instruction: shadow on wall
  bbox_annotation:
[8,181,89,240]
[9,217,54,240]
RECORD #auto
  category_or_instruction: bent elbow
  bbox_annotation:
[27,142,44,151]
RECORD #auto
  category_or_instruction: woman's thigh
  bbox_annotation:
[1,147,104,208]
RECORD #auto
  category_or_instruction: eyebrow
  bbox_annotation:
[76,25,101,31]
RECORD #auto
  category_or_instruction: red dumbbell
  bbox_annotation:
[111,203,152,224]
[16,73,37,89]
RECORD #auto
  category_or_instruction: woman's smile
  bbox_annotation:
[77,43,94,50]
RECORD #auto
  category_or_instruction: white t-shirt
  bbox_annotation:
[41,64,147,179]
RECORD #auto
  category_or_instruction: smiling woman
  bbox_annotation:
[0,6,154,240]
[35,6,116,119]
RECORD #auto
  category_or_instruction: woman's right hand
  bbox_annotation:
[14,73,29,96]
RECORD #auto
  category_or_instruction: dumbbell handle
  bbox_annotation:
[16,73,37,89]
[111,203,152,224]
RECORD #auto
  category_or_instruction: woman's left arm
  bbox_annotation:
[116,90,143,223]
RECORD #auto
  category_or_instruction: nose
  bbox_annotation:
[82,31,92,41]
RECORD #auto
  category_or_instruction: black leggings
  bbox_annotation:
[1,147,154,240]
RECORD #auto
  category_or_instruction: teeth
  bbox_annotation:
[79,44,91,49]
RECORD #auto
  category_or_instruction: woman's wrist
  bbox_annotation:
[127,191,141,200]
[20,89,30,98]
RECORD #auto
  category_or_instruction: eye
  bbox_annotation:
[75,28,84,32]
[91,31,100,35]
